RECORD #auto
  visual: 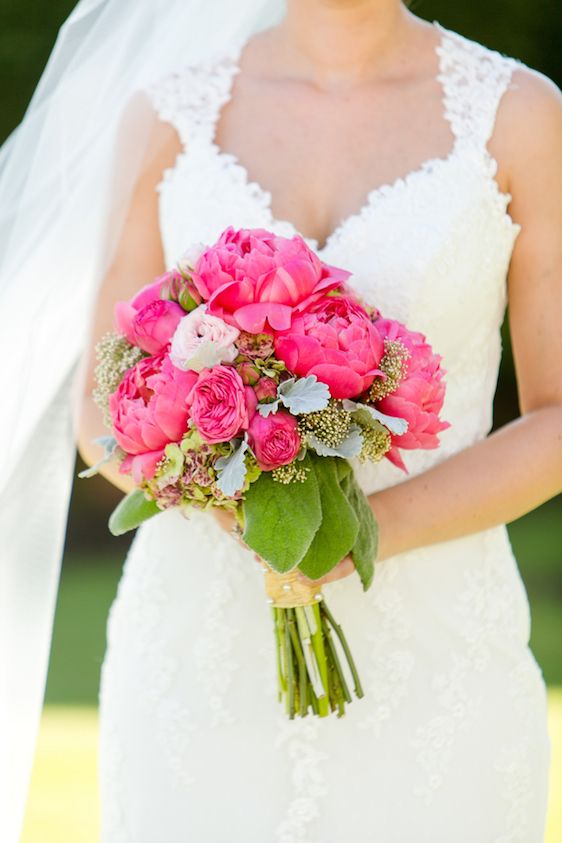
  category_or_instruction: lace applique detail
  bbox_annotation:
[274,718,329,843]
[410,529,534,805]
[492,657,550,842]
[412,654,483,804]
[98,719,130,843]
[435,23,521,148]
[146,48,241,145]
[357,559,415,736]
[99,515,197,836]
[192,521,249,726]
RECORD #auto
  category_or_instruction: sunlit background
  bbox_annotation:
[1,0,560,840]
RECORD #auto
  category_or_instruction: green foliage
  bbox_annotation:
[108,489,160,536]
[242,453,322,571]
[297,457,359,580]
[243,452,378,585]
[341,473,378,591]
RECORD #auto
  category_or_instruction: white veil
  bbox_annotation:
[0,1,282,838]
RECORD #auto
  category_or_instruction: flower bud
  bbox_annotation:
[237,361,260,385]
[254,376,278,402]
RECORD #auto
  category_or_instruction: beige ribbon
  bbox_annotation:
[263,568,323,608]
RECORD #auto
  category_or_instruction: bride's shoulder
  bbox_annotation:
[437,21,560,100]
[436,22,561,146]
[142,46,240,137]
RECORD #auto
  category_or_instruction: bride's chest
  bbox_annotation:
[157,139,519,361]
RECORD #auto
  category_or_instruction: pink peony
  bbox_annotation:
[109,354,198,482]
[187,365,256,444]
[247,411,301,471]
[274,295,384,399]
[191,227,350,334]
[373,317,449,471]
[170,305,240,372]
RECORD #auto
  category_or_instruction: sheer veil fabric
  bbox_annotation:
[0,1,282,838]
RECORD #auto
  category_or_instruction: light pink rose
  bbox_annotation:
[170,305,240,372]
[109,355,198,482]
[274,295,384,399]
[191,227,350,333]
[247,411,301,471]
[187,365,256,444]
[373,317,449,471]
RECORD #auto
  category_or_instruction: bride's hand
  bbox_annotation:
[296,556,356,586]
[212,507,249,551]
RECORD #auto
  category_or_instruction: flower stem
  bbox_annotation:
[322,613,352,704]
[287,609,308,717]
[320,600,364,699]
[309,602,330,717]
[272,607,285,701]
[284,615,295,718]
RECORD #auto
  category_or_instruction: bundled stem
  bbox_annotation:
[265,570,364,719]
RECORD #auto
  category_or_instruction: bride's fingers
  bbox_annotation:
[254,552,266,568]
[296,556,355,586]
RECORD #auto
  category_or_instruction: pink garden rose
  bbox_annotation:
[191,227,350,334]
[373,317,449,471]
[188,365,256,444]
[115,272,185,354]
[274,295,384,399]
[247,411,301,471]
[109,354,198,482]
[170,305,240,372]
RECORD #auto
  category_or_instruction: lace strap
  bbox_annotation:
[435,24,523,149]
[145,47,242,146]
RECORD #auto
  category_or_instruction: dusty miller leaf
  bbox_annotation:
[278,375,330,415]
[257,399,280,417]
[78,436,118,479]
[342,399,409,436]
[215,438,249,497]
[306,424,363,458]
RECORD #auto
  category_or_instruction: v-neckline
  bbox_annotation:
[207,20,457,253]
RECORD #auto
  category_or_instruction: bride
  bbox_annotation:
[1,0,561,841]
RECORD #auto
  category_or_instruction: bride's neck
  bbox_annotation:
[279,0,413,88]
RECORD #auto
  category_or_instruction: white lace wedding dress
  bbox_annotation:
[98,22,551,842]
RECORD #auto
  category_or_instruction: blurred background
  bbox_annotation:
[1,0,560,840]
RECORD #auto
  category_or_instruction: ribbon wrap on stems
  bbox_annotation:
[263,568,323,608]
[262,567,364,719]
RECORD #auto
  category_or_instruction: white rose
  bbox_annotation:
[170,305,240,373]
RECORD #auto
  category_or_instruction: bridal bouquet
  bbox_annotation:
[86,227,448,719]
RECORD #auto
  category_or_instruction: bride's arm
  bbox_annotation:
[77,107,249,539]
[76,115,181,493]
[320,68,562,581]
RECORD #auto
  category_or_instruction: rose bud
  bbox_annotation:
[237,361,260,385]
[254,376,278,402]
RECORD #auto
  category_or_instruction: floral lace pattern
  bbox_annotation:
[98,23,550,843]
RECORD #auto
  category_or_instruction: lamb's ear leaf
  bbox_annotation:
[341,472,378,591]
[108,489,160,536]
[242,453,321,572]
[296,455,359,580]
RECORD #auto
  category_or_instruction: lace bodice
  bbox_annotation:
[146,22,523,493]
